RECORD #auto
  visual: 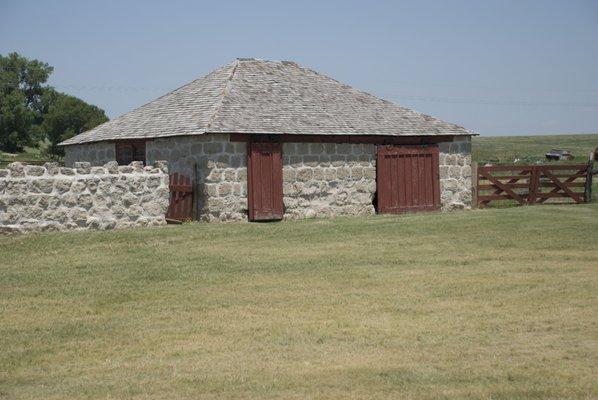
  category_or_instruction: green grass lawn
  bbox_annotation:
[0,146,52,168]
[472,133,598,164]
[1,205,597,399]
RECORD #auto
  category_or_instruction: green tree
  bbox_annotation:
[42,89,108,157]
[0,52,53,152]
[0,52,108,156]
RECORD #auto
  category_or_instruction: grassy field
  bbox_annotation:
[472,133,598,164]
[472,133,598,206]
[0,147,52,168]
[1,205,597,399]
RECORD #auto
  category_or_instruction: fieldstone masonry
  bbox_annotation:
[438,138,473,211]
[63,134,472,223]
[64,142,116,166]
[0,161,169,234]
[146,134,248,222]
[282,142,377,218]
[142,134,472,221]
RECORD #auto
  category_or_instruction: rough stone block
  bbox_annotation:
[104,161,119,174]
[310,143,324,154]
[153,160,168,174]
[449,166,461,179]
[303,155,319,166]
[297,168,313,181]
[439,165,449,179]
[461,165,472,178]
[204,142,223,154]
[312,167,325,180]
[283,168,296,181]
[351,167,363,180]
[31,179,54,194]
[363,167,375,179]
[7,162,25,177]
[25,165,45,176]
[74,162,92,174]
[119,165,134,174]
[90,167,105,175]
[219,183,232,196]
[130,161,144,171]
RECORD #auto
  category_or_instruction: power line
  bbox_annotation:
[384,93,598,107]
[54,84,598,107]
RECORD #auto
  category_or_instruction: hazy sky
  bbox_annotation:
[1,0,597,136]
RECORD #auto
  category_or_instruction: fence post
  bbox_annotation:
[585,152,595,203]
[528,167,540,205]
[471,162,478,208]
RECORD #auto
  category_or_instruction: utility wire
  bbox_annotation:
[54,84,598,107]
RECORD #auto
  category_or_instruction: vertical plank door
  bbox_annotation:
[377,145,440,213]
[247,141,284,221]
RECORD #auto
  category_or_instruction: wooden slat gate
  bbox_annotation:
[477,164,590,206]
[166,172,194,221]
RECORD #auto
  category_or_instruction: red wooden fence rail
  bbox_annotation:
[477,164,590,206]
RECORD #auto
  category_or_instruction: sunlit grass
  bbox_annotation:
[1,204,597,399]
[473,133,597,164]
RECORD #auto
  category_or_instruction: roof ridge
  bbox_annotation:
[205,60,240,131]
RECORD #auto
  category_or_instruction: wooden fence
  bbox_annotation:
[476,163,591,207]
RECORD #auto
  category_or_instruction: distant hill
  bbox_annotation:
[472,133,598,164]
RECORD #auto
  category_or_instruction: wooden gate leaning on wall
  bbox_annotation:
[477,164,590,206]
[247,141,284,221]
[166,172,194,221]
[377,145,441,213]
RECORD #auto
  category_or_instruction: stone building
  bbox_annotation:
[61,58,476,222]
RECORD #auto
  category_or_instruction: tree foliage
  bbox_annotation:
[42,89,108,156]
[0,52,108,156]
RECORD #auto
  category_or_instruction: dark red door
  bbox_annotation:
[247,141,284,221]
[377,145,440,213]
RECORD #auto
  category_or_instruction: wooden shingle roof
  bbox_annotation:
[61,59,475,145]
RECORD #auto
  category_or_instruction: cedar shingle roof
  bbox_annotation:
[60,59,475,145]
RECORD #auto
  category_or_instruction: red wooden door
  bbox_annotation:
[166,172,194,221]
[247,141,284,221]
[377,145,440,213]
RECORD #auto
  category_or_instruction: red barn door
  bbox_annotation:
[248,141,284,221]
[377,145,440,213]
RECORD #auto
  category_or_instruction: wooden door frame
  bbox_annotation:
[376,144,441,213]
[247,140,284,221]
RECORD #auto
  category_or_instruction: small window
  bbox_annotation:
[115,140,146,165]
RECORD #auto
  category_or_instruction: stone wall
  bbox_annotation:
[146,134,247,222]
[282,143,377,218]
[64,134,473,223]
[438,137,472,211]
[0,161,169,234]
[64,142,116,166]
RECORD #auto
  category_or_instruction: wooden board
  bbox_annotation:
[477,164,589,206]
[166,172,194,221]
[247,141,284,221]
[376,145,440,214]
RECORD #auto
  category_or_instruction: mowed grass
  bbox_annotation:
[1,205,597,399]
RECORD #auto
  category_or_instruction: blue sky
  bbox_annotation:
[1,0,597,136]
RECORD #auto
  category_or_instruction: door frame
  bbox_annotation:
[247,140,284,221]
